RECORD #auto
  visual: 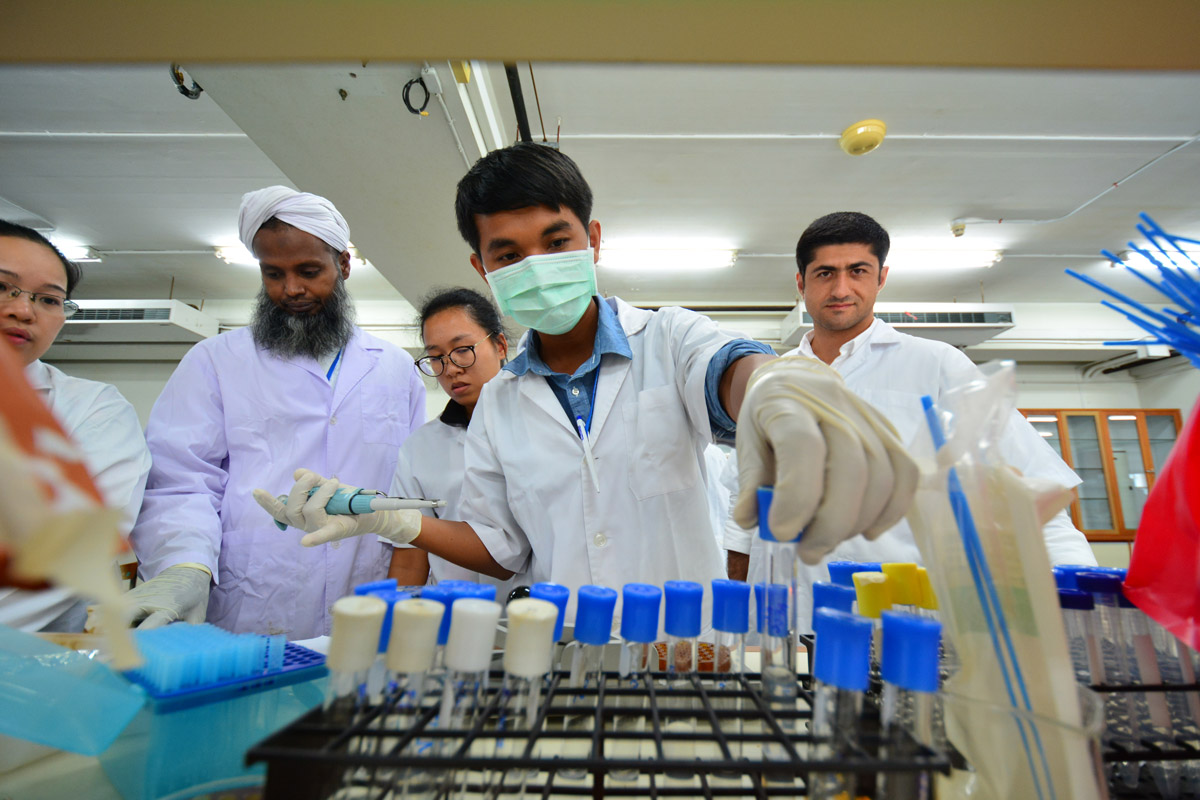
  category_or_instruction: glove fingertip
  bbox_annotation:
[299,532,326,548]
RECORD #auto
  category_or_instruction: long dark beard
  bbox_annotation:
[249,277,356,359]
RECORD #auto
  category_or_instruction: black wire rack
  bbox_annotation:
[1093,680,1200,799]
[246,666,950,800]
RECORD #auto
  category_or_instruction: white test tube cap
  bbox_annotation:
[386,598,445,674]
[444,598,501,672]
[503,598,560,678]
[327,595,388,673]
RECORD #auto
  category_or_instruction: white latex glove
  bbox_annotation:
[253,468,422,548]
[733,356,919,565]
[122,564,211,630]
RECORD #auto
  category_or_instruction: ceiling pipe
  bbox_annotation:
[503,62,533,144]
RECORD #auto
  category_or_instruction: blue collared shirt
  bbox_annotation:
[504,297,774,441]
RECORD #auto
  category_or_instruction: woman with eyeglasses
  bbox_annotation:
[0,220,152,630]
[387,287,513,589]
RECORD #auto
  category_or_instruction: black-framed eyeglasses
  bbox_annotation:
[0,280,80,318]
[415,333,494,377]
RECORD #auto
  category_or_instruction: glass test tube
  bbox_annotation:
[385,598,445,800]
[492,598,559,795]
[853,570,893,676]
[366,589,410,704]
[878,610,942,800]
[439,598,502,799]
[325,595,388,792]
[663,580,704,780]
[530,582,569,647]
[710,579,751,770]
[1120,589,1181,799]
[811,582,856,679]
[810,608,872,800]
[559,585,618,781]
[609,582,662,783]
[1058,589,1102,685]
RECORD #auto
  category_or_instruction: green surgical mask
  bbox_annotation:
[485,247,598,335]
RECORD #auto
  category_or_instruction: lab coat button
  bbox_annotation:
[571,386,580,396]
[593,532,607,547]
[330,415,337,425]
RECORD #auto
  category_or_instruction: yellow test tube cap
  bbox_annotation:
[881,563,920,606]
[852,571,893,619]
[916,567,939,610]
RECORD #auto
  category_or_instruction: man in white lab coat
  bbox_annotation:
[0,220,151,631]
[258,147,921,624]
[725,211,1097,626]
[127,187,425,638]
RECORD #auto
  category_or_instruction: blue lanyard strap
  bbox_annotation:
[575,366,602,438]
[326,347,343,381]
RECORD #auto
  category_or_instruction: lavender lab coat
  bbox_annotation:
[131,326,424,638]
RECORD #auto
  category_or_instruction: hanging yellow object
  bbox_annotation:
[451,61,471,84]
[839,118,887,156]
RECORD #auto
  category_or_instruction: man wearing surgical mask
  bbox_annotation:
[258,145,919,621]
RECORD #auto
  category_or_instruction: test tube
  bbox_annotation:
[530,582,569,643]
[757,486,801,674]
[853,570,893,675]
[609,582,662,782]
[881,563,920,614]
[385,598,445,800]
[663,580,704,780]
[1058,589,1102,685]
[438,596,502,799]
[559,585,618,781]
[366,589,411,704]
[492,598,559,793]
[326,595,388,722]
[810,582,856,674]
[710,579,751,770]
[1119,589,1181,799]
[809,608,872,800]
[878,611,942,800]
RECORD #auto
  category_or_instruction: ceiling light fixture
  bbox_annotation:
[885,250,1001,271]
[214,244,258,267]
[599,248,738,272]
[58,245,102,262]
[1115,249,1200,269]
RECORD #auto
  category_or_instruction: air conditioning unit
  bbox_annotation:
[780,302,1016,348]
[45,300,219,361]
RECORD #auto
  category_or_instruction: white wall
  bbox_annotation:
[1013,363,1142,410]
[1136,365,1200,420]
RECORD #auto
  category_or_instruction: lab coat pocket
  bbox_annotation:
[359,385,408,446]
[623,384,702,500]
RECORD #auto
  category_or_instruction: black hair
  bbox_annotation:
[454,143,593,255]
[256,216,344,262]
[0,219,83,297]
[419,286,507,343]
[795,212,890,279]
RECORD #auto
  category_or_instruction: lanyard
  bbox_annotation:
[574,367,602,493]
[326,347,343,381]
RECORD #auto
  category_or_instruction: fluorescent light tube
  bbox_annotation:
[215,244,258,267]
[886,250,1000,271]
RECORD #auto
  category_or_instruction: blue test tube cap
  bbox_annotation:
[1051,566,1077,590]
[1117,590,1137,609]
[368,589,412,653]
[575,585,618,646]
[712,579,751,634]
[1075,571,1123,596]
[664,580,703,638]
[813,581,856,615]
[620,583,662,644]
[1058,588,1094,611]
[755,581,789,637]
[756,485,802,543]
[530,582,570,641]
[812,608,873,691]
[826,562,861,588]
[421,584,454,645]
[354,578,398,596]
[880,611,941,693]
[465,583,497,602]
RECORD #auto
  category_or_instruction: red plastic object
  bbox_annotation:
[1125,396,1200,651]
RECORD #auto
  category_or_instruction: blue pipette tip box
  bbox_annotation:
[100,637,327,800]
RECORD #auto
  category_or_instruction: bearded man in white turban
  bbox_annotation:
[126,187,425,637]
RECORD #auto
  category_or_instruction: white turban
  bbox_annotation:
[238,185,351,255]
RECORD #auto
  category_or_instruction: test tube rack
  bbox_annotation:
[1092,677,1200,799]
[247,666,949,799]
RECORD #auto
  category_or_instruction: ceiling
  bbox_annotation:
[2,61,1199,353]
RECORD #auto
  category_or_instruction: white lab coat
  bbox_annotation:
[459,297,734,627]
[390,401,517,595]
[0,361,151,631]
[724,318,1097,632]
[131,326,424,638]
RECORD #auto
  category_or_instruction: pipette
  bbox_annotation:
[492,598,559,794]
[878,610,942,800]
[610,582,662,783]
[810,608,872,800]
[273,486,445,530]
[559,585,617,781]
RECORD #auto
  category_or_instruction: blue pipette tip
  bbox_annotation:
[575,585,617,646]
[620,583,662,644]
[530,582,570,641]
[663,580,703,638]
[711,579,750,634]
